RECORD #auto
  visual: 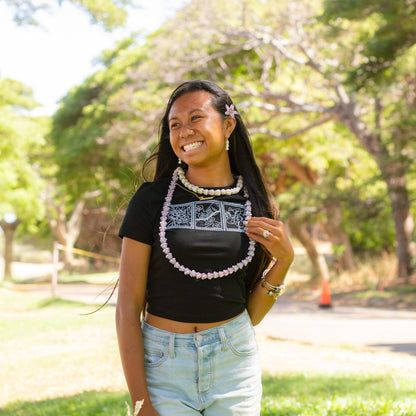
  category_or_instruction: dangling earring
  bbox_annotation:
[225,139,230,151]
[178,158,182,165]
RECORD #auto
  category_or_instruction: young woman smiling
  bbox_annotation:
[116,80,294,416]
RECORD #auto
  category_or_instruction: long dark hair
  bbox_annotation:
[143,80,276,289]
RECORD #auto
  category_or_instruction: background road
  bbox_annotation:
[256,298,416,356]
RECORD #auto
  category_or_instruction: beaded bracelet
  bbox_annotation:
[261,270,286,300]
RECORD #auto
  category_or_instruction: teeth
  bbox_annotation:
[183,142,202,152]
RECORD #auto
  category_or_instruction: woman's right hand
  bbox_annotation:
[137,402,160,416]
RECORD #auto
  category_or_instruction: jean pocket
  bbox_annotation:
[144,346,168,368]
[226,325,258,357]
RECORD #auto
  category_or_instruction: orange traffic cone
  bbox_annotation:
[318,279,332,308]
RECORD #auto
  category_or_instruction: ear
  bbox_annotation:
[224,116,237,138]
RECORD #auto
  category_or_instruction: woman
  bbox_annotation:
[116,80,294,415]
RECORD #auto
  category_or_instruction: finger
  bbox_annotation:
[246,224,276,242]
[246,218,283,238]
[246,216,280,227]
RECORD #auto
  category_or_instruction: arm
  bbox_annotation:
[245,216,295,326]
[116,237,160,416]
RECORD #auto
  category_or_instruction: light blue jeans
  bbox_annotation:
[141,310,262,415]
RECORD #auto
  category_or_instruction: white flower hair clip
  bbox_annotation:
[225,103,239,119]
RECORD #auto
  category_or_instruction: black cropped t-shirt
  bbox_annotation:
[119,176,256,323]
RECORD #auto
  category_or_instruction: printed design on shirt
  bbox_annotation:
[166,200,245,232]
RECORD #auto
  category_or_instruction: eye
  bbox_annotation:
[170,122,180,129]
[191,115,202,121]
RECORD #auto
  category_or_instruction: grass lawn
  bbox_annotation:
[1,288,415,415]
[10,271,119,285]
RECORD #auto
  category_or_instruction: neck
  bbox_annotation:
[185,163,234,188]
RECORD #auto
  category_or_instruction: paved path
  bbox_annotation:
[256,298,416,355]
[11,282,416,356]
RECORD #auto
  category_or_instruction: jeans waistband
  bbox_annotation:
[141,309,252,348]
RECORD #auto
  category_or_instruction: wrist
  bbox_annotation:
[271,256,293,276]
[260,270,286,300]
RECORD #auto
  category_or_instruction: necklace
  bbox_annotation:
[159,168,256,280]
[175,182,215,201]
[176,166,243,196]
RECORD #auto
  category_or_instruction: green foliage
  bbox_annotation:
[260,121,395,253]
[0,78,46,228]
[344,193,395,253]
[0,78,38,109]
[74,0,129,30]
[321,0,416,86]
[49,38,153,202]
[4,0,130,30]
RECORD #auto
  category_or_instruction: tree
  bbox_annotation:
[148,0,414,280]
[321,0,416,86]
[3,0,130,30]
[46,37,150,264]
[0,78,45,280]
[321,0,416,279]
[49,36,151,197]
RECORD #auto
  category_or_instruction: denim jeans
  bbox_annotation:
[141,310,262,415]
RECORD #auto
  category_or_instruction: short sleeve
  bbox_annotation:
[119,182,160,245]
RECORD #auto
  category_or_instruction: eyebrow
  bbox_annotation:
[169,108,204,122]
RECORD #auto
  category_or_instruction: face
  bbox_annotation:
[168,90,235,168]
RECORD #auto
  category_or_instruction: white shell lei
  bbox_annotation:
[177,166,244,196]
[159,167,256,279]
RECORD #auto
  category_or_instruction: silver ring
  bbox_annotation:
[263,230,270,239]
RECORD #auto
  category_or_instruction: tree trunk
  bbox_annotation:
[384,169,413,280]
[0,219,21,281]
[337,93,413,280]
[287,217,330,281]
[323,198,356,271]
[45,195,86,269]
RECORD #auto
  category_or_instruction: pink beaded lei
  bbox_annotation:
[159,168,256,279]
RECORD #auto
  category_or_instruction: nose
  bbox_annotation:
[179,125,195,139]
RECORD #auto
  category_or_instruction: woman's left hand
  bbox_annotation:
[245,216,294,266]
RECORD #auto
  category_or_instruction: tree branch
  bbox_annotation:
[241,99,334,115]
[249,115,335,140]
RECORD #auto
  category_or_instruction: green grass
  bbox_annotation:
[57,272,119,285]
[353,285,416,298]
[332,285,416,309]
[9,271,119,285]
[261,373,416,415]
[2,375,415,416]
[0,391,129,416]
[1,288,415,416]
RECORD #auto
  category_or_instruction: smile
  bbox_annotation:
[183,141,203,152]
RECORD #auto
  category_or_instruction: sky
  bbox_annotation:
[0,0,188,116]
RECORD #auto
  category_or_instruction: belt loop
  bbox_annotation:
[169,334,175,358]
[218,327,227,351]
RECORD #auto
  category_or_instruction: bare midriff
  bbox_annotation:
[144,312,240,333]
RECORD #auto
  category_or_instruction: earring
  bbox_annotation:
[226,139,230,151]
[178,158,182,165]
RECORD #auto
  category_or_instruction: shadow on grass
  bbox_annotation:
[0,391,130,416]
